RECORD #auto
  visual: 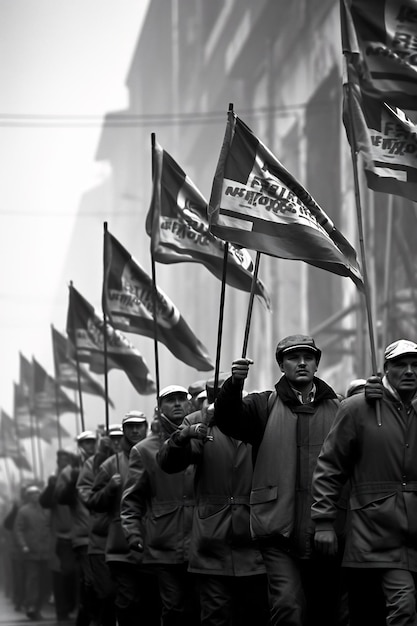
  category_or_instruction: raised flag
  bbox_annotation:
[33,357,77,419]
[66,284,156,395]
[51,325,114,407]
[103,230,214,372]
[0,409,32,471]
[13,382,34,438]
[208,111,363,288]
[341,0,417,111]
[146,139,271,309]
[344,59,417,201]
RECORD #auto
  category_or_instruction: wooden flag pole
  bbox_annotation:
[212,242,229,397]
[69,281,85,432]
[241,252,262,359]
[345,68,381,425]
[102,222,110,434]
[150,133,161,409]
[381,195,394,359]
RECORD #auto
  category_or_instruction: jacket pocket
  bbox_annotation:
[349,491,400,553]
[249,486,279,538]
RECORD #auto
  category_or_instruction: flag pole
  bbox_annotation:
[381,195,394,359]
[69,282,85,432]
[241,252,262,359]
[345,65,381,425]
[53,381,63,450]
[150,133,161,409]
[213,242,229,397]
[102,222,110,434]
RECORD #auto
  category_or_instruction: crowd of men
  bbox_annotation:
[2,334,417,625]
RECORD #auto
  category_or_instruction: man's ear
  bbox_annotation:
[278,361,284,373]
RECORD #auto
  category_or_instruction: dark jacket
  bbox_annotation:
[157,409,265,576]
[215,374,341,557]
[88,438,141,565]
[15,502,52,560]
[120,432,195,565]
[312,388,417,571]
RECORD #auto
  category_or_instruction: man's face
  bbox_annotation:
[123,423,147,445]
[279,349,318,389]
[160,392,189,423]
[79,439,96,458]
[385,355,417,398]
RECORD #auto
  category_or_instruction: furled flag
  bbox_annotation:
[0,409,32,471]
[146,138,271,309]
[103,230,214,372]
[341,0,417,111]
[208,111,364,288]
[66,284,156,395]
[343,60,417,202]
[51,325,114,408]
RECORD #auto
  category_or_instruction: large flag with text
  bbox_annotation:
[343,60,417,201]
[66,284,156,395]
[341,0,417,201]
[146,139,271,309]
[341,0,417,111]
[103,230,214,371]
[51,325,114,407]
[0,409,32,471]
[208,112,363,288]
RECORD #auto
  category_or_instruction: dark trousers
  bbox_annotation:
[108,561,161,626]
[74,545,100,626]
[197,573,269,626]
[54,537,78,619]
[24,559,50,615]
[157,563,200,626]
[345,568,417,626]
[260,544,349,626]
[88,553,116,626]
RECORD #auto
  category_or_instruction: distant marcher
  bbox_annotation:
[158,375,269,625]
[15,485,52,621]
[89,411,161,625]
[121,385,199,626]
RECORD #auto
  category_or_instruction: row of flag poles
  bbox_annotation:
[2,0,416,482]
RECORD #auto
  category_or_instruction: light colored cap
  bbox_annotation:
[196,390,207,400]
[76,430,97,442]
[123,411,147,425]
[159,385,190,400]
[384,339,417,362]
[108,423,123,437]
[26,485,41,494]
[346,379,366,398]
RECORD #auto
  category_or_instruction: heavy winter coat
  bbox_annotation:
[88,438,141,565]
[311,389,417,571]
[158,409,265,576]
[120,432,195,565]
[215,374,341,557]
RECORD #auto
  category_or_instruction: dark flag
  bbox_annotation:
[66,284,156,395]
[208,111,363,288]
[146,138,271,309]
[103,230,214,372]
[51,325,114,407]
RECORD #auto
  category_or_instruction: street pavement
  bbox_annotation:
[0,591,74,625]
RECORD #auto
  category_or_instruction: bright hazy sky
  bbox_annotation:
[0,1,150,419]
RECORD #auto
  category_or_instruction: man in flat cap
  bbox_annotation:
[312,339,417,626]
[121,386,199,626]
[214,335,347,626]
